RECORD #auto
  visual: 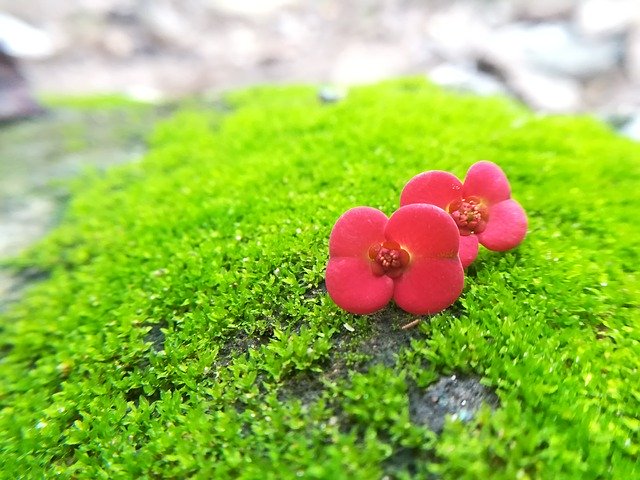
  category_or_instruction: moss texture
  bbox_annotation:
[1,78,639,478]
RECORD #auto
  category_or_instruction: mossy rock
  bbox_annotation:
[1,78,639,479]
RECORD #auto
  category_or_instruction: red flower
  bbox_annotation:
[326,204,464,315]
[400,161,527,268]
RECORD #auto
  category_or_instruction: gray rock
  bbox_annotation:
[507,68,582,112]
[100,27,136,58]
[620,114,640,141]
[575,0,639,38]
[0,50,43,122]
[428,63,508,96]
[0,196,54,257]
[140,0,196,49]
[317,85,346,104]
[511,0,578,21]
[627,27,640,83]
[0,11,53,58]
[408,375,499,434]
[479,22,623,81]
[330,42,410,85]
[425,4,493,62]
[205,0,299,16]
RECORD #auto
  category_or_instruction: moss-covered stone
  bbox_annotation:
[1,78,639,478]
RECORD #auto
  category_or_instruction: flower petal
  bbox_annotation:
[462,161,511,205]
[400,170,463,209]
[393,257,464,315]
[477,199,527,251]
[329,207,387,258]
[459,234,479,268]
[326,258,394,314]
[385,204,460,259]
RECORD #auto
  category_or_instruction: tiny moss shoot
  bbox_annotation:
[1,78,639,479]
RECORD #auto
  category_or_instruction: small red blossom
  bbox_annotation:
[326,204,464,315]
[400,161,527,268]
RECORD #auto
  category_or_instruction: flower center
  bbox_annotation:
[368,241,410,278]
[447,196,489,235]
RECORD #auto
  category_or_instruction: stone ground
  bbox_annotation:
[2,0,640,116]
[0,0,638,440]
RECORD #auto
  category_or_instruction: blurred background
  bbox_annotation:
[2,0,639,120]
[1,0,639,300]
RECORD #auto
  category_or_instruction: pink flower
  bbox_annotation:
[325,204,464,315]
[400,161,527,268]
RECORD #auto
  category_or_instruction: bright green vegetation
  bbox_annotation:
[40,93,155,109]
[1,78,639,478]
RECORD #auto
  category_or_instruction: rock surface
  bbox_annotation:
[0,103,170,258]
[409,375,500,433]
[0,0,636,117]
[0,50,43,122]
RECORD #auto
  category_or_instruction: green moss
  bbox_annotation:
[1,78,639,478]
[40,93,154,109]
